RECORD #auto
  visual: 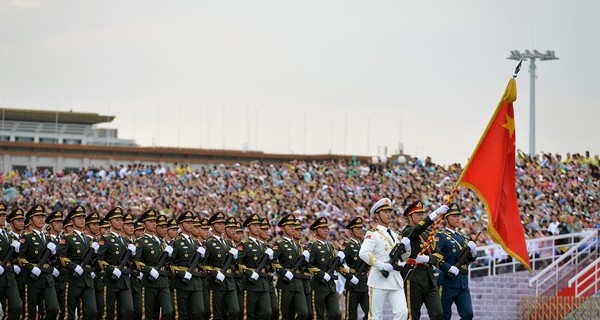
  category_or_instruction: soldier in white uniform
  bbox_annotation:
[359,198,411,320]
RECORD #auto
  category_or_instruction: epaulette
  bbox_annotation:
[369,227,377,232]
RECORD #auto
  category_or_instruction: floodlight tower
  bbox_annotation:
[507,50,558,158]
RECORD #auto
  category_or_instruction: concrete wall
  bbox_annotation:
[372,270,539,319]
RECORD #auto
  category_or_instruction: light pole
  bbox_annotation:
[507,50,558,158]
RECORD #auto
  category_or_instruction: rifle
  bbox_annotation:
[30,248,52,279]
[344,260,368,290]
[320,256,341,285]
[381,242,407,278]
[215,253,233,284]
[447,230,482,280]
[181,250,201,284]
[249,251,271,282]
[111,249,132,280]
[73,247,95,279]
[147,250,170,283]
[283,254,305,284]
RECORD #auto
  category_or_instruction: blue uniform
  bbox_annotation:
[436,229,475,320]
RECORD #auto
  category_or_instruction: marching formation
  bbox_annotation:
[0,198,478,320]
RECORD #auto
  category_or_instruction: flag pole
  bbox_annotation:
[417,61,523,255]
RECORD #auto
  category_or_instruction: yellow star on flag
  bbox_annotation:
[502,113,515,138]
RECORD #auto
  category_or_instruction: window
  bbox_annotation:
[15,136,34,142]
[0,136,10,141]
[63,138,82,145]
[39,137,59,144]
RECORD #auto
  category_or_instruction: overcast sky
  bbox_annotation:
[1,0,598,165]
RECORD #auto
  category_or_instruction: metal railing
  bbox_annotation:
[466,230,596,279]
[567,257,600,297]
[528,230,599,296]
[520,296,600,320]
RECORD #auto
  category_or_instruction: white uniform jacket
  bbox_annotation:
[359,224,404,290]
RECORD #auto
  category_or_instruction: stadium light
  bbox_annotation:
[507,50,558,158]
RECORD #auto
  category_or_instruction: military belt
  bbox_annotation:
[171,265,206,278]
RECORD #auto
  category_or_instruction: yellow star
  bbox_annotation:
[502,113,515,138]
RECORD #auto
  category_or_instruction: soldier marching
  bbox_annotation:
[0,199,486,320]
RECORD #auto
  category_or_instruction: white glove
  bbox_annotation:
[183,272,192,281]
[401,237,411,252]
[0,265,4,275]
[74,265,84,276]
[350,276,359,285]
[11,240,20,253]
[250,272,259,281]
[302,250,310,262]
[336,251,345,261]
[265,248,274,260]
[14,265,21,275]
[91,242,99,254]
[31,267,42,277]
[47,242,57,255]
[112,268,122,279]
[229,248,238,259]
[91,272,96,279]
[284,271,294,281]
[138,273,143,280]
[322,273,331,282]
[52,268,60,278]
[149,268,159,279]
[429,205,449,220]
[449,266,459,276]
[216,271,225,282]
[381,263,393,272]
[197,246,206,257]
[127,243,136,255]
[416,254,430,264]
[164,245,174,257]
[467,241,477,253]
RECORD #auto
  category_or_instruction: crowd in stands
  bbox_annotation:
[1,150,598,259]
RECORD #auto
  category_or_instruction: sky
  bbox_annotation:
[1,0,599,165]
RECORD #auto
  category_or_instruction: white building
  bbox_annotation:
[0,108,135,147]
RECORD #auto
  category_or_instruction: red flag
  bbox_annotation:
[458,78,531,272]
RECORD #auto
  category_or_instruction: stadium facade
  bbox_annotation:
[0,108,367,173]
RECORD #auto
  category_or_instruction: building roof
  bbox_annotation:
[0,141,370,165]
[0,108,114,125]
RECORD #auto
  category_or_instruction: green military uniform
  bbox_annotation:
[8,209,26,317]
[259,217,278,320]
[169,211,205,319]
[196,217,211,320]
[0,203,22,320]
[307,217,341,320]
[294,219,313,319]
[45,210,67,319]
[340,217,370,320]
[97,207,134,319]
[56,206,98,320]
[202,212,239,320]
[17,205,60,320]
[237,214,272,320]
[272,214,308,320]
[134,212,173,320]
[224,217,243,318]
[401,201,443,320]
[123,213,143,320]
[84,213,104,320]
